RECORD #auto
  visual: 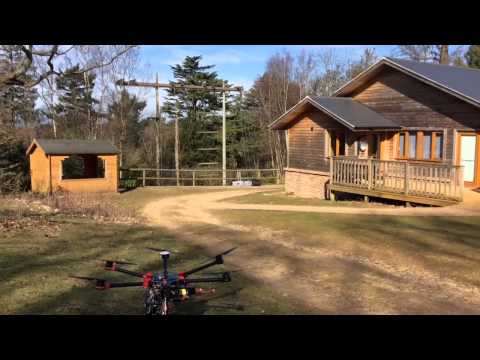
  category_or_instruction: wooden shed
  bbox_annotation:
[27,138,120,193]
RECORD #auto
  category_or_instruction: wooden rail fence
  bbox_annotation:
[330,156,463,205]
[121,168,282,187]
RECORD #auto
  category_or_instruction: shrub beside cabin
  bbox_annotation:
[270,57,480,206]
[27,139,120,193]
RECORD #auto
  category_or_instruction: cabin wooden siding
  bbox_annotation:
[287,110,355,172]
[29,145,119,193]
[350,67,480,162]
[29,145,51,193]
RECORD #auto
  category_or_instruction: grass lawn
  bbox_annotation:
[216,209,480,290]
[221,190,390,207]
[110,187,231,211]
[0,190,314,315]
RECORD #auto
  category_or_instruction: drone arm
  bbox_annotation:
[183,257,223,277]
[113,267,144,278]
[105,281,144,289]
[184,272,231,284]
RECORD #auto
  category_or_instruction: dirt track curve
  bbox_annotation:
[142,187,480,314]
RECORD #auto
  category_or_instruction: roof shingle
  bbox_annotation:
[29,139,119,155]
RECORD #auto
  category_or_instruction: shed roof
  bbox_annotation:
[334,57,480,107]
[27,139,120,156]
[269,96,400,131]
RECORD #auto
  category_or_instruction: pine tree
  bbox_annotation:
[465,45,480,69]
[163,56,231,168]
[54,65,98,139]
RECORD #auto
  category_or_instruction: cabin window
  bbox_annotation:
[397,130,444,161]
[409,133,417,158]
[423,132,432,159]
[62,155,105,180]
[399,133,405,157]
[434,132,444,159]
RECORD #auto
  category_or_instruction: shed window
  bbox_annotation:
[62,155,105,180]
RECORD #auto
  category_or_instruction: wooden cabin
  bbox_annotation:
[270,57,480,206]
[27,139,120,193]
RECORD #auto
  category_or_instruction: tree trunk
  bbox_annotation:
[439,45,449,64]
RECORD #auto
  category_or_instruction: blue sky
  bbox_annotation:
[135,45,397,115]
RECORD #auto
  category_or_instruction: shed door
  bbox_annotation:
[460,135,477,183]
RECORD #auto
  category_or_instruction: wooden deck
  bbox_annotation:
[330,157,464,206]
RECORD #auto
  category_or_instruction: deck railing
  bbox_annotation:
[330,157,464,202]
[122,168,282,187]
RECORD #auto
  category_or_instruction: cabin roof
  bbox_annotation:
[269,96,400,131]
[27,138,120,156]
[334,57,480,107]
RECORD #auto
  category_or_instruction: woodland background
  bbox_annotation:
[1,45,479,192]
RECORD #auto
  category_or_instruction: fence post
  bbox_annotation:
[237,170,241,181]
[276,169,280,184]
[192,170,196,187]
[142,169,146,187]
[404,162,409,195]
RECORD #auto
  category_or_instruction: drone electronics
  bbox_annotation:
[70,247,237,315]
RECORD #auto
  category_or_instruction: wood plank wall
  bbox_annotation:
[351,67,480,162]
[287,110,352,172]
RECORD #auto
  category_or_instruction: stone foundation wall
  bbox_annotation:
[284,168,330,199]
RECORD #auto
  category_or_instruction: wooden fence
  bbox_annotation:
[121,168,282,187]
[330,157,463,203]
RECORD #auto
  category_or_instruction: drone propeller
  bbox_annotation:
[145,247,169,253]
[102,259,137,266]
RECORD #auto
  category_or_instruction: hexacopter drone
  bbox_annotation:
[71,247,236,315]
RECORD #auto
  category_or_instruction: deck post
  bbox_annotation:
[367,158,373,190]
[142,169,146,187]
[404,162,409,195]
[330,191,336,202]
[329,157,334,199]
[192,170,196,187]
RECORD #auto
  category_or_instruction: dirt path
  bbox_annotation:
[142,188,480,314]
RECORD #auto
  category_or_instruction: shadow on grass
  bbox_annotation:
[2,215,317,315]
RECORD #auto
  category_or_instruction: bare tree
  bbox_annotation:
[0,45,137,89]
[393,45,464,65]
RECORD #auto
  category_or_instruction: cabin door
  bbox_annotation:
[457,133,479,187]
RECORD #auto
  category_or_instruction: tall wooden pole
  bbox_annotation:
[155,73,161,186]
[175,101,180,186]
[222,81,226,186]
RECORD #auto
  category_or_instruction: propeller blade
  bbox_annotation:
[145,247,169,253]
[102,259,137,266]
[217,246,238,256]
[70,275,103,282]
[197,247,239,266]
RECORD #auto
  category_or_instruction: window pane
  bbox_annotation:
[409,133,417,158]
[435,133,443,159]
[399,133,405,157]
[423,132,432,159]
